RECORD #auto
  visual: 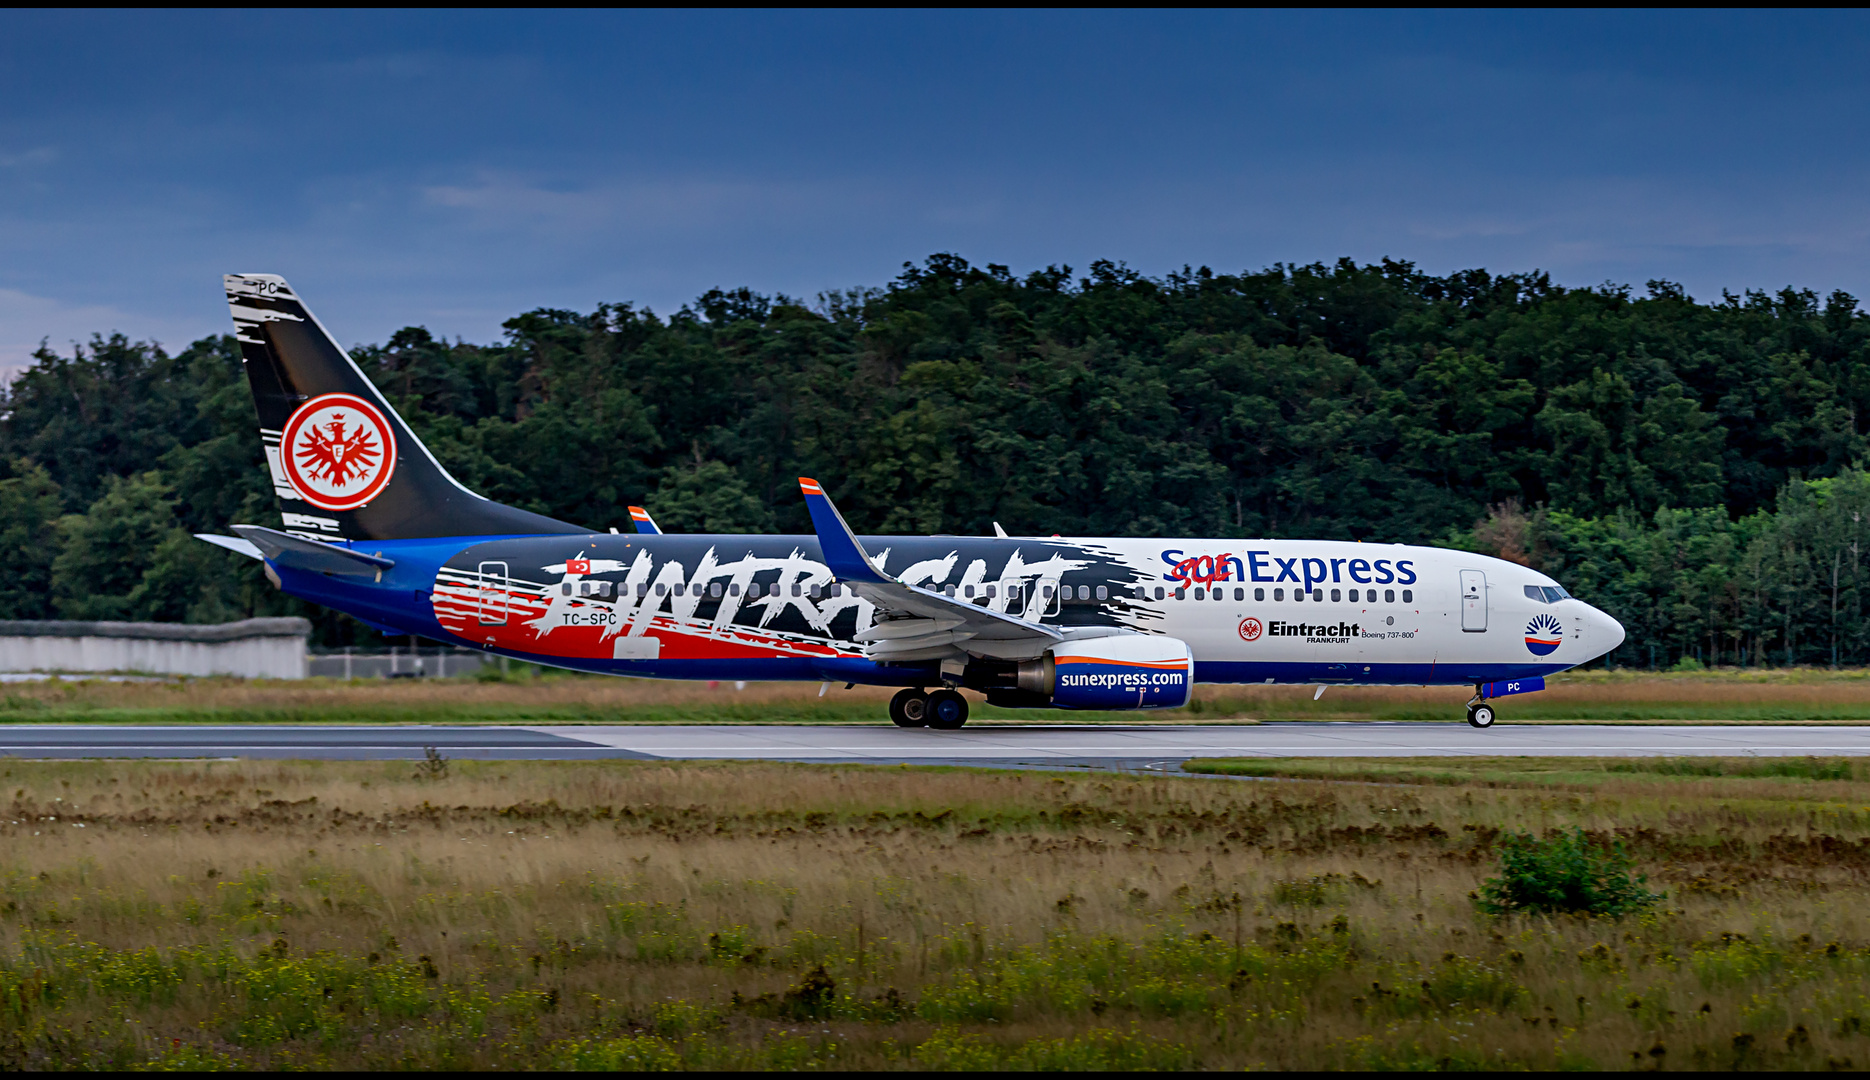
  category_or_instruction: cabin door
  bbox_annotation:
[477,561,509,625]
[1459,569,1487,632]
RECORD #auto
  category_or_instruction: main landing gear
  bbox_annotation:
[1465,700,1496,729]
[889,688,969,730]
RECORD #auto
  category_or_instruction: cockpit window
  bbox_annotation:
[1525,585,1573,603]
[1524,585,1544,602]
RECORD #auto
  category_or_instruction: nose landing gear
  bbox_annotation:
[1465,700,1496,728]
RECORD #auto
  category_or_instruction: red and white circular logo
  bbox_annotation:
[1238,617,1263,642]
[280,393,397,511]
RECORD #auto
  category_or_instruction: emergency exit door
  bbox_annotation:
[477,561,509,625]
[1460,570,1487,632]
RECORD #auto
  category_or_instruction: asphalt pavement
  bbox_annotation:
[0,721,1867,770]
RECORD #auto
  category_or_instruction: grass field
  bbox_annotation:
[4,666,1870,725]
[0,756,1869,1068]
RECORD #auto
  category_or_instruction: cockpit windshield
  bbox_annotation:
[1523,584,1572,603]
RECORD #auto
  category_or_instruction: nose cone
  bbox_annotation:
[1588,603,1626,658]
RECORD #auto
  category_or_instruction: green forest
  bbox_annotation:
[3,254,1869,667]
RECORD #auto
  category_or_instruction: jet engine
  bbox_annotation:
[1010,634,1193,710]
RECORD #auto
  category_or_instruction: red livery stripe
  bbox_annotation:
[1053,656,1188,670]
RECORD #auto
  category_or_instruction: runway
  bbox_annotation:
[0,722,1868,770]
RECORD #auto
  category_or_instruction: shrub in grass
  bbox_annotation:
[1476,827,1661,917]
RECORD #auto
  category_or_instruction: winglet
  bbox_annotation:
[628,506,662,535]
[798,477,893,584]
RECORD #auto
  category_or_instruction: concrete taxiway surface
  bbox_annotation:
[0,723,1868,770]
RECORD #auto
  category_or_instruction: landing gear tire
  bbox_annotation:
[1466,703,1496,729]
[926,689,969,730]
[889,688,929,728]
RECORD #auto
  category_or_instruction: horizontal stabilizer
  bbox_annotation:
[193,534,265,561]
[230,524,396,579]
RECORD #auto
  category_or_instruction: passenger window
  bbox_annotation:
[711,582,724,598]
[964,585,975,598]
[1401,589,1412,603]
[1384,589,1394,603]
[637,583,650,598]
[1095,586,1107,600]
[986,584,997,599]
[1312,590,1323,601]
[1274,588,1284,601]
[793,584,803,598]
[1330,588,1340,602]
[655,583,667,597]
[945,585,957,597]
[1254,588,1264,601]
[729,583,741,597]
[1366,589,1376,602]
[1235,587,1245,601]
[1174,587,1185,600]
[560,583,573,597]
[1154,586,1165,600]
[1194,587,1205,600]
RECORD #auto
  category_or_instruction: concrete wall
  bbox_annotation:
[0,619,311,679]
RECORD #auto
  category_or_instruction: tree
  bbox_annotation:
[0,461,62,619]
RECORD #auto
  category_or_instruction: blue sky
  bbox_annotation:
[3,10,1868,373]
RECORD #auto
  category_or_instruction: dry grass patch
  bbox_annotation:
[0,758,1865,1067]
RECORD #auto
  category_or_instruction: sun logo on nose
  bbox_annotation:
[1524,613,1563,656]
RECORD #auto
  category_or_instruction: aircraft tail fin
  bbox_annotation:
[225,274,584,542]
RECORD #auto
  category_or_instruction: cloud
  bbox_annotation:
[0,288,217,385]
[0,147,57,170]
[419,172,891,239]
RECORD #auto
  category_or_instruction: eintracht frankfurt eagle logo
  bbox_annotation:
[1524,613,1563,656]
[280,393,396,511]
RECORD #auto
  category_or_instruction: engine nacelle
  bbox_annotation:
[1014,635,1193,710]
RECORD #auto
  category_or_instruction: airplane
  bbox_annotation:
[197,274,1627,730]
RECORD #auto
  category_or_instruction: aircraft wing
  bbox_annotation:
[798,477,1062,662]
[226,524,397,579]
